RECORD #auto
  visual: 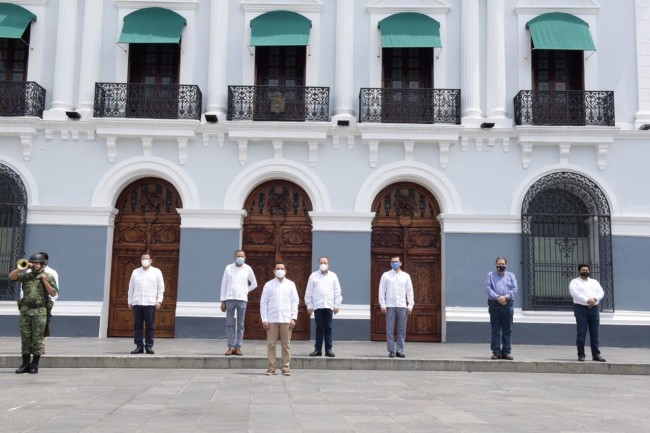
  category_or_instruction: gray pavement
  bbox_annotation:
[2,337,650,375]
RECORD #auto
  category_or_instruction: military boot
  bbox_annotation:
[28,355,40,374]
[15,354,31,374]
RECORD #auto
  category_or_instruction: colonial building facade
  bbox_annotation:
[1,0,649,346]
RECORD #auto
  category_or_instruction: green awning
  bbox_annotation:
[118,7,186,44]
[0,3,36,39]
[379,12,441,48]
[250,11,311,46]
[526,12,596,51]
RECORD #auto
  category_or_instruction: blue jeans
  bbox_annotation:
[386,307,407,354]
[313,308,334,352]
[226,300,247,349]
[488,300,513,355]
[133,305,156,348]
[574,304,601,358]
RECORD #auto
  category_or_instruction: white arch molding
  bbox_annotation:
[354,162,462,214]
[223,159,331,211]
[91,157,200,209]
[0,156,40,205]
[510,164,618,217]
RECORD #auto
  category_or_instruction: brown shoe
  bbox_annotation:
[234,348,243,356]
[502,353,514,360]
[225,348,235,356]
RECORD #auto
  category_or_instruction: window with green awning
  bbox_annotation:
[250,10,311,46]
[378,12,441,48]
[118,7,186,44]
[526,12,596,51]
[0,3,36,39]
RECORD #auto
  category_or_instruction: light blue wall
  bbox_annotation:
[312,231,371,305]
[177,228,241,302]
[24,224,108,302]
[444,233,522,308]
[612,235,650,311]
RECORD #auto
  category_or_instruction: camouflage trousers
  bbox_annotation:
[20,314,47,355]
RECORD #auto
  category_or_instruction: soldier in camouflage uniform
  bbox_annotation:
[8,253,59,374]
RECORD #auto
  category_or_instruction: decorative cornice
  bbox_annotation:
[514,0,600,15]
[367,0,451,14]
[439,214,521,234]
[26,206,118,226]
[117,0,199,10]
[241,0,323,13]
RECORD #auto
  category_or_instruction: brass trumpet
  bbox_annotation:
[17,258,29,270]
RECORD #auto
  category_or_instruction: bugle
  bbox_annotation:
[17,258,29,270]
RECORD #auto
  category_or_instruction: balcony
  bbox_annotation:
[227,85,330,122]
[94,83,202,120]
[359,88,461,124]
[514,90,615,127]
[0,81,46,118]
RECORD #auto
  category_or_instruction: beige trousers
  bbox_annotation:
[267,323,292,372]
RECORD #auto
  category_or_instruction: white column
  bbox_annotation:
[461,0,482,125]
[45,0,79,119]
[635,0,650,128]
[332,0,355,124]
[206,0,229,120]
[486,0,508,124]
[76,0,103,117]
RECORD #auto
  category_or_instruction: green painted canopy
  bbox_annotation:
[118,7,186,44]
[0,3,36,39]
[526,12,596,51]
[378,12,441,48]
[250,10,311,46]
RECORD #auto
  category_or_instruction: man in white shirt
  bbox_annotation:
[569,264,606,362]
[379,256,414,358]
[260,262,299,376]
[128,253,165,355]
[220,249,257,356]
[305,256,342,357]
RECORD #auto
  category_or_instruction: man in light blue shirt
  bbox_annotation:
[379,256,414,358]
[485,256,518,360]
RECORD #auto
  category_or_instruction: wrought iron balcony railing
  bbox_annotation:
[359,88,461,124]
[94,83,202,120]
[514,90,615,127]
[0,81,46,118]
[227,85,330,121]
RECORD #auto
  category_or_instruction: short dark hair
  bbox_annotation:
[234,249,245,256]
[274,261,285,268]
[578,264,589,271]
[495,256,507,264]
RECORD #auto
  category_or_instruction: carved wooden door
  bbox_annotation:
[371,182,441,342]
[108,178,182,337]
[242,181,312,340]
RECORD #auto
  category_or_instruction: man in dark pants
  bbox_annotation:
[305,256,342,357]
[569,264,606,362]
[485,256,518,360]
[128,253,165,354]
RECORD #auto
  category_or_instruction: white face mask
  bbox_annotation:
[275,269,286,279]
[235,257,245,265]
[141,259,151,268]
[319,263,328,272]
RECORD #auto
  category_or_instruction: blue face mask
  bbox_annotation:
[235,257,245,265]
[391,262,400,270]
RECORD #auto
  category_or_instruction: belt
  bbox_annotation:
[488,299,513,306]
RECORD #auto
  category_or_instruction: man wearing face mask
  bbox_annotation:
[569,264,606,362]
[128,253,165,354]
[378,256,414,358]
[220,249,257,356]
[305,256,342,357]
[485,256,518,360]
[260,262,299,376]
[8,253,58,374]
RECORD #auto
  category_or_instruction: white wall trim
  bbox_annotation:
[116,0,199,9]
[178,209,246,229]
[611,216,650,238]
[309,212,376,232]
[0,301,103,316]
[440,214,521,234]
[175,301,369,320]
[27,206,117,226]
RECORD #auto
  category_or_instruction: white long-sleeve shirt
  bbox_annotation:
[378,269,414,310]
[128,266,165,306]
[304,270,342,311]
[260,278,299,324]
[569,277,604,306]
[220,263,257,302]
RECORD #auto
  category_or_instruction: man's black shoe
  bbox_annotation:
[388,352,395,358]
[309,351,322,357]
[396,352,406,358]
[593,355,607,362]
[578,356,585,362]
[131,347,144,354]
[15,354,31,374]
[145,347,155,355]
[325,351,335,357]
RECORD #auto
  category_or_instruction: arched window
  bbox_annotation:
[521,172,613,311]
[0,163,27,300]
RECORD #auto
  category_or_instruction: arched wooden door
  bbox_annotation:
[242,181,312,340]
[108,178,182,337]
[371,182,442,342]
